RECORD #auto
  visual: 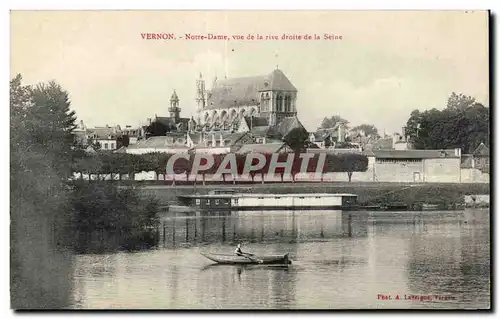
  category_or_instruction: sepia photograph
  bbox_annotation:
[9,9,491,310]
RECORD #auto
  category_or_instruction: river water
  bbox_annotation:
[71,209,490,309]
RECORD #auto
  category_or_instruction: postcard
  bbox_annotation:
[10,10,490,310]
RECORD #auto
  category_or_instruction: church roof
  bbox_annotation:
[154,116,190,131]
[243,116,269,128]
[272,116,306,138]
[205,69,297,110]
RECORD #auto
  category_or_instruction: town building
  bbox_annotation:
[195,69,298,129]
[143,90,192,139]
[305,148,463,183]
[125,134,188,155]
[121,125,144,145]
[85,125,122,151]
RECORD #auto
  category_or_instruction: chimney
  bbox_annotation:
[455,148,461,157]
[147,118,152,125]
[80,120,85,129]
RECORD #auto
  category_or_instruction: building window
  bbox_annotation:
[215,199,220,205]
[104,143,108,149]
[376,158,422,164]
[276,94,283,112]
[195,199,200,205]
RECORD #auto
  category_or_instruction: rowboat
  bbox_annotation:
[201,252,292,265]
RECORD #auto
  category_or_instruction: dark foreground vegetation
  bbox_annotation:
[10,75,160,309]
[70,182,161,253]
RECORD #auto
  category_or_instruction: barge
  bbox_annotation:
[178,190,358,211]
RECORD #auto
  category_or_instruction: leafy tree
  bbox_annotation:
[87,137,101,151]
[145,121,173,137]
[117,135,130,148]
[283,127,310,153]
[406,92,489,153]
[446,92,477,111]
[10,74,75,308]
[318,115,349,130]
[324,136,333,148]
[29,81,77,179]
[338,153,369,182]
[351,124,379,138]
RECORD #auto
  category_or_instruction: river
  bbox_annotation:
[71,209,490,309]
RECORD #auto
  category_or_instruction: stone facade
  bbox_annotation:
[195,69,298,129]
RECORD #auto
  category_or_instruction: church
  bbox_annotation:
[195,68,298,130]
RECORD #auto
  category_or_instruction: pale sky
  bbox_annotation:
[10,11,489,133]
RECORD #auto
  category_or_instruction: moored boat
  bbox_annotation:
[201,252,292,265]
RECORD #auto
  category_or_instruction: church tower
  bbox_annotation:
[169,90,181,123]
[196,73,206,123]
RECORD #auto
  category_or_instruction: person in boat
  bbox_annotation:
[234,243,245,256]
[234,243,263,263]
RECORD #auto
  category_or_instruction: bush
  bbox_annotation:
[70,182,161,253]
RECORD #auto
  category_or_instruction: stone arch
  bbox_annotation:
[212,110,219,124]
[276,93,284,112]
[284,94,291,112]
[230,109,237,121]
[240,108,247,119]
[220,110,228,122]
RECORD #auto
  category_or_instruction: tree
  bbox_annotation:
[283,127,310,153]
[145,121,172,137]
[351,124,379,138]
[405,92,489,153]
[318,115,349,130]
[10,74,75,308]
[338,153,369,182]
[87,137,102,151]
[29,81,77,179]
[117,135,130,148]
[446,92,477,111]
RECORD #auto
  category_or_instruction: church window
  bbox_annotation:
[277,94,284,112]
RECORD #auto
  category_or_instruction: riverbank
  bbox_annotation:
[135,182,490,209]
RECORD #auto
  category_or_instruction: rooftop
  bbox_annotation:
[206,69,297,110]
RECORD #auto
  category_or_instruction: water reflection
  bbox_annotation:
[158,210,367,248]
[72,209,490,309]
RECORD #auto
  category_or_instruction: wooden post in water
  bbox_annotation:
[163,223,166,246]
[172,218,176,245]
[348,214,352,238]
[222,216,226,242]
